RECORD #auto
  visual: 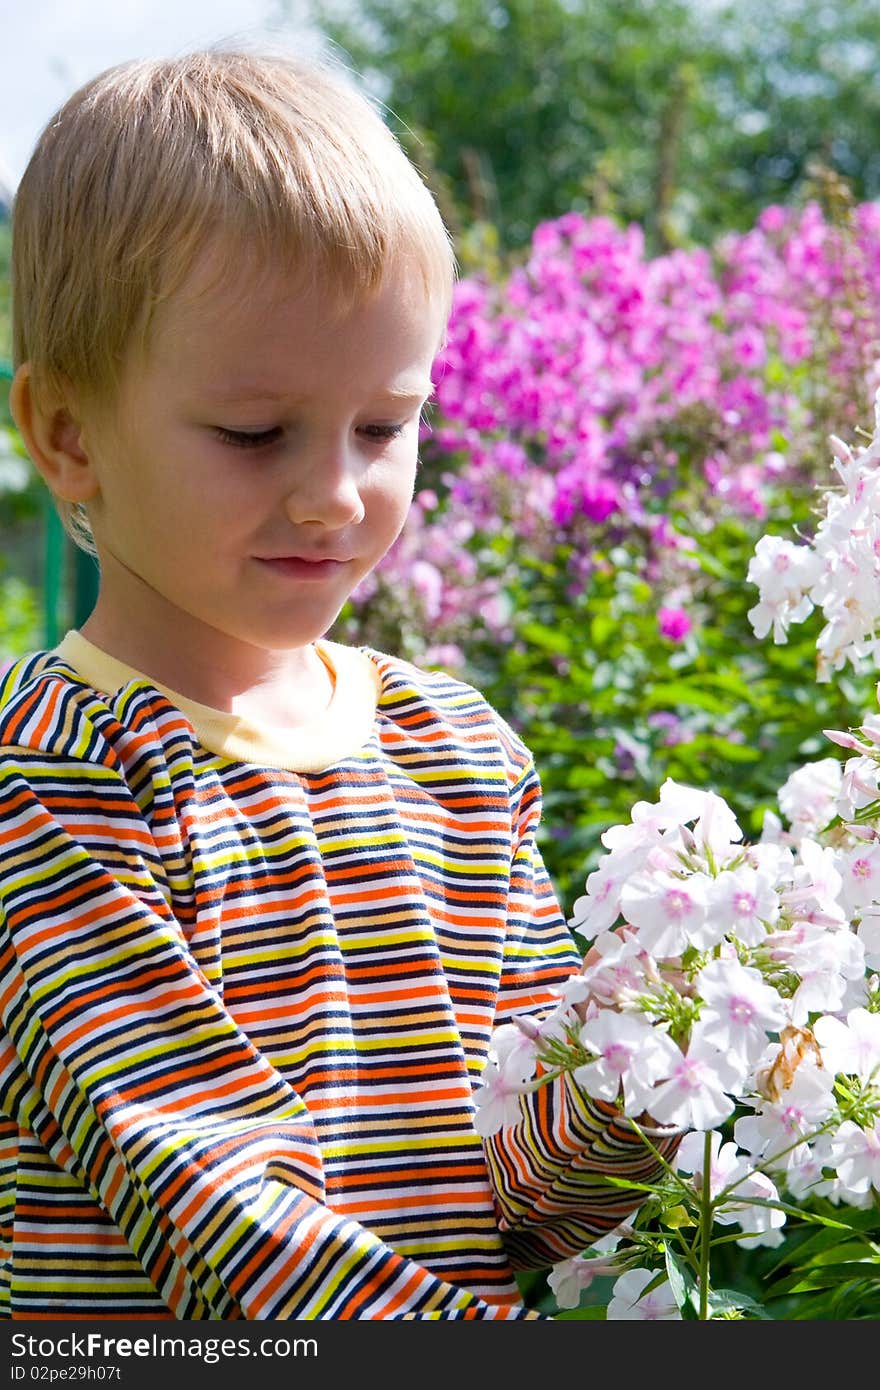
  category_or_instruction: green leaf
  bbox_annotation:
[705,1288,773,1320]
[663,1246,700,1317]
[643,680,734,715]
[518,619,573,656]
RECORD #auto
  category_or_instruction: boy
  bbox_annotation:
[0,49,675,1320]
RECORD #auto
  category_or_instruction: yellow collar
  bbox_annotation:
[53,630,381,773]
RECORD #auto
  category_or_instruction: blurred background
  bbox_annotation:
[3,0,880,902]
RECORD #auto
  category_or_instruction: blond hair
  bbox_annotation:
[11,48,456,554]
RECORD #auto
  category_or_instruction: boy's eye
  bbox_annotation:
[359,423,406,441]
[214,426,283,449]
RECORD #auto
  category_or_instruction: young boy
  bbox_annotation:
[0,49,675,1320]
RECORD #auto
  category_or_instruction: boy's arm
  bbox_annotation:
[481,754,680,1269]
[0,744,538,1320]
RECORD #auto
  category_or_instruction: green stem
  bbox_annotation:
[699,1129,712,1320]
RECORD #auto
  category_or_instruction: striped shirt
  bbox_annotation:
[0,631,674,1320]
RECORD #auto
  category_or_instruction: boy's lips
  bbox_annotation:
[255,554,352,578]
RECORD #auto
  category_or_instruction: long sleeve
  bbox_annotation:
[0,738,539,1320]
[482,751,680,1268]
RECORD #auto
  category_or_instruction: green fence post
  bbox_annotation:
[74,543,100,627]
[43,499,65,648]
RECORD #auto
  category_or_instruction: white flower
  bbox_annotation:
[606,1268,681,1320]
[709,865,780,945]
[813,1008,880,1084]
[838,754,880,821]
[601,779,713,857]
[489,1021,540,1083]
[547,1258,592,1310]
[690,791,744,859]
[747,534,821,643]
[747,534,820,604]
[829,1120,880,1196]
[734,1062,836,1172]
[472,1058,526,1136]
[473,1025,540,1137]
[547,1233,625,1309]
[694,957,788,1066]
[857,909,880,969]
[727,1168,787,1247]
[568,854,639,936]
[784,1134,835,1201]
[575,1012,681,1116]
[619,868,712,957]
[646,1035,742,1130]
[778,758,842,837]
[783,837,846,926]
[574,930,652,1009]
[838,842,880,914]
[783,927,867,1023]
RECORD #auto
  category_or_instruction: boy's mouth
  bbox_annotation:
[255,555,350,579]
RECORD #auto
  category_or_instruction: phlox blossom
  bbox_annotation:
[783,1134,836,1202]
[572,929,653,1008]
[689,790,744,859]
[813,1007,880,1084]
[547,1231,626,1309]
[694,957,788,1066]
[784,926,867,1023]
[606,1268,681,1321]
[568,852,643,936]
[734,1061,836,1173]
[619,868,712,956]
[604,779,714,851]
[725,1168,787,1247]
[658,606,691,641]
[708,864,780,945]
[645,1035,742,1130]
[488,1021,540,1083]
[471,1058,526,1136]
[575,1011,681,1116]
[747,534,820,643]
[782,837,846,927]
[838,842,880,914]
[837,754,880,822]
[472,1025,538,1137]
[829,1120,880,1196]
[856,908,880,969]
[777,758,842,838]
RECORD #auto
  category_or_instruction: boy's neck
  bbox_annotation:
[77,611,335,731]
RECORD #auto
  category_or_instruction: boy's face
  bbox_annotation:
[75,252,443,670]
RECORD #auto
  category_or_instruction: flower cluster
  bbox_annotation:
[747,390,880,679]
[346,202,880,666]
[474,412,880,1319]
[476,769,880,1316]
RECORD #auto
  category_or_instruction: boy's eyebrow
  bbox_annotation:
[201,379,436,404]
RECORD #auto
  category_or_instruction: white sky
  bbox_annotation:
[0,0,322,190]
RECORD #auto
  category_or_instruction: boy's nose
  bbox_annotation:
[283,448,366,528]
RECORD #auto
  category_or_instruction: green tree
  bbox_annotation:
[296,0,880,254]
[300,0,704,252]
[694,0,880,237]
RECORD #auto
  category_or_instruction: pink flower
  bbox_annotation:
[658,606,692,641]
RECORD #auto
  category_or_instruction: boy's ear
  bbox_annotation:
[9,364,101,504]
